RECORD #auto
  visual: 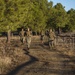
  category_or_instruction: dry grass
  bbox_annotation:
[0,57,12,74]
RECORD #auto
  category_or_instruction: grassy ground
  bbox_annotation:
[0,36,75,75]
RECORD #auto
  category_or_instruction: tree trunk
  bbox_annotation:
[7,30,11,43]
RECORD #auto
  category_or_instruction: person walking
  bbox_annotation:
[19,28,25,44]
[48,28,56,49]
[40,30,44,44]
[26,28,32,50]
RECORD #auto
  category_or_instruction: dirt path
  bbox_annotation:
[7,41,75,75]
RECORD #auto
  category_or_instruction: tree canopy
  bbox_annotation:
[0,0,75,33]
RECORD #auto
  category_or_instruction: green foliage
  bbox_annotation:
[67,9,75,31]
[0,0,75,33]
[0,0,5,32]
[54,3,68,28]
[31,0,48,32]
[0,0,48,33]
[47,3,68,30]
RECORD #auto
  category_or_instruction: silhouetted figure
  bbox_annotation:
[40,30,44,44]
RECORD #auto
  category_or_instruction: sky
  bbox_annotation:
[48,0,75,11]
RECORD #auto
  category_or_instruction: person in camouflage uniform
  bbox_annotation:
[40,30,44,44]
[19,28,25,44]
[48,28,56,49]
[26,28,32,50]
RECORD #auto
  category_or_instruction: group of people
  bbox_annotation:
[19,27,56,50]
[40,28,56,49]
[19,28,32,50]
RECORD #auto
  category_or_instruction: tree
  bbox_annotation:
[67,8,75,31]
[0,0,34,43]
[46,1,55,29]
[29,0,48,33]
[54,3,68,33]
[0,0,6,32]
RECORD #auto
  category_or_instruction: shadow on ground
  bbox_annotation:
[7,41,75,75]
[7,49,38,75]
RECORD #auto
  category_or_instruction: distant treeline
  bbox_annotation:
[0,0,75,42]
